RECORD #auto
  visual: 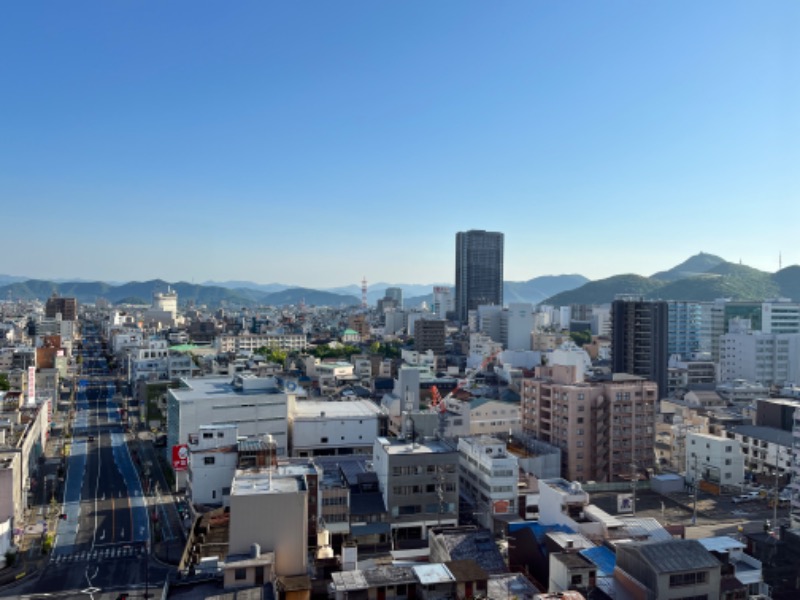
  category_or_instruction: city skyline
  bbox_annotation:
[1,2,798,286]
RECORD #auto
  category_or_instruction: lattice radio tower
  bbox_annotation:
[361,276,368,309]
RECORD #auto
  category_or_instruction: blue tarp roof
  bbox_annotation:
[580,546,616,577]
[509,522,574,544]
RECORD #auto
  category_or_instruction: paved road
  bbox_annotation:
[7,326,171,599]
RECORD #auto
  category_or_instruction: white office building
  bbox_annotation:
[457,436,519,530]
[289,400,384,457]
[719,329,800,386]
[187,424,239,506]
[725,425,794,481]
[685,432,744,489]
[166,374,289,488]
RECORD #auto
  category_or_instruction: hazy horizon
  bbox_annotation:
[0,251,794,290]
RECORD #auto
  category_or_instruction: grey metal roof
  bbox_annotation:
[624,539,721,573]
[434,528,507,575]
[728,425,794,447]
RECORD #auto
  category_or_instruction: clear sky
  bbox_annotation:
[1,1,797,287]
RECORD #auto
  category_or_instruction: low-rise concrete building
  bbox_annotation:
[289,399,385,457]
[372,437,459,542]
[228,469,307,577]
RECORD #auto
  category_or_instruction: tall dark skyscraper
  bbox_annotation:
[455,230,504,323]
[611,297,668,399]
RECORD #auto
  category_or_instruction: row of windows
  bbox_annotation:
[392,503,456,516]
[392,465,457,476]
[393,483,456,495]
[669,571,707,588]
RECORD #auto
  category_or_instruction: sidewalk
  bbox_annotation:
[129,431,188,566]
[0,400,68,588]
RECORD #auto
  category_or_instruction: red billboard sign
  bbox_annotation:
[172,444,189,471]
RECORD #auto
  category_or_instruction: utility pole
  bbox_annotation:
[692,453,699,526]
[772,444,779,531]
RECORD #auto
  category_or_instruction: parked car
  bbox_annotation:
[732,491,760,504]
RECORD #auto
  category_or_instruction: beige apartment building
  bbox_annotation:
[520,365,657,482]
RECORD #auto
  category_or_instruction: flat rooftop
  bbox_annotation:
[231,469,305,496]
[170,376,284,400]
[376,436,455,455]
[293,400,383,418]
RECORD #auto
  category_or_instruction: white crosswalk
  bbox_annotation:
[51,545,143,564]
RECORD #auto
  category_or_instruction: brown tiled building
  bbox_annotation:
[520,365,657,482]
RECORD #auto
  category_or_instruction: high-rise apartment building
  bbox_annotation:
[455,230,504,323]
[611,298,668,400]
[45,295,77,321]
[520,365,657,482]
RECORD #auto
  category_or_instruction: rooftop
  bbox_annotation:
[486,574,538,600]
[728,424,794,447]
[412,564,455,585]
[170,376,284,400]
[620,539,721,574]
[375,436,456,456]
[431,527,507,575]
[231,469,305,496]
[292,400,383,419]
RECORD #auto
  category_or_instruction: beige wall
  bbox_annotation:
[229,486,308,577]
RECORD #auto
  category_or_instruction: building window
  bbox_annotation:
[204,456,215,465]
[669,571,707,587]
[203,432,213,439]
[235,568,247,581]
[571,574,583,585]
[320,437,328,443]
[725,445,732,452]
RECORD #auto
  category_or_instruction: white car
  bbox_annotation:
[732,492,760,504]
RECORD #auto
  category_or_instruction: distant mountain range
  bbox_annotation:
[544,253,800,305]
[0,279,361,308]
[4,254,794,309]
[0,274,589,309]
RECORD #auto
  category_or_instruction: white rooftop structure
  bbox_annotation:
[231,469,303,496]
[412,563,455,585]
[292,400,383,419]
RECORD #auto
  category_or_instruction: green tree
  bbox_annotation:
[255,345,287,365]
[569,330,592,347]
[0,373,9,391]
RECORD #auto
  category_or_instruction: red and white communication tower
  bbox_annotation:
[361,277,368,309]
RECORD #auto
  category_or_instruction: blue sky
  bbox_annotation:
[1,1,797,287]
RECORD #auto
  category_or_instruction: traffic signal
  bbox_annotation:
[59,513,67,520]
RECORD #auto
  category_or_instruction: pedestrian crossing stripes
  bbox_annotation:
[51,545,143,564]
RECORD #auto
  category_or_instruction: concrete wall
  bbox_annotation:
[228,486,307,577]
